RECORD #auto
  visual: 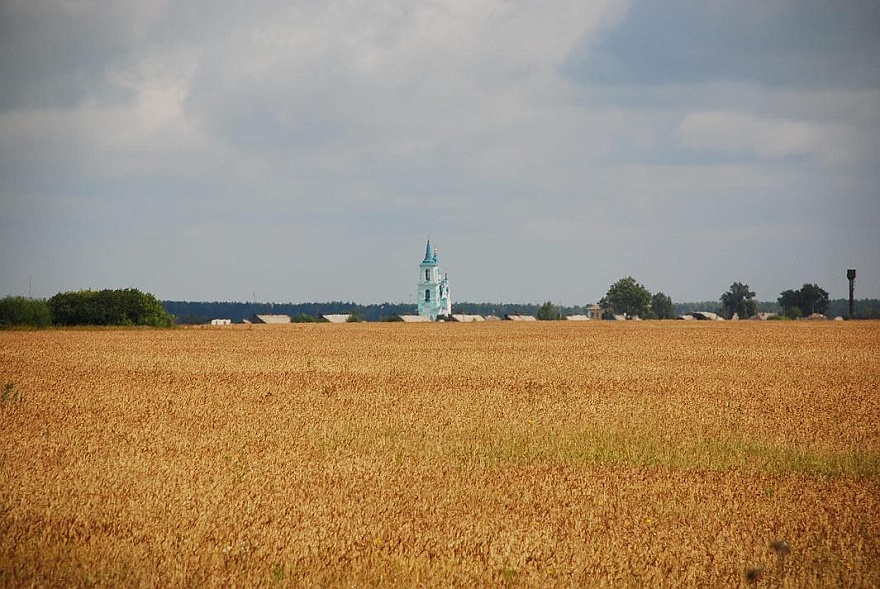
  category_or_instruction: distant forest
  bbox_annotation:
[163,301,552,323]
[162,299,880,324]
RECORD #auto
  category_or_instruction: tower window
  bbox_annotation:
[425,269,430,281]
[425,290,431,302]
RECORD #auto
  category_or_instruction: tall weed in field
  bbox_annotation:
[1,381,22,405]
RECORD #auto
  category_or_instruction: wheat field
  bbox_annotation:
[1,321,878,587]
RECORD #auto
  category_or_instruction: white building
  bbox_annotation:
[451,314,484,322]
[251,314,291,324]
[321,314,352,323]
[399,314,431,323]
[417,239,451,321]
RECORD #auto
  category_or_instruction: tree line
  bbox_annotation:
[0,289,174,328]
[162,300,417,324]
[3,285,878,328]
[592,276,878,320]
[162,300,602,324]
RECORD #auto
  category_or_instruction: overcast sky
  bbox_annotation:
[2,0,878,305]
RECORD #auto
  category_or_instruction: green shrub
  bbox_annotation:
[291,313,316,323]
[784,306,803,320]
[0,296,52,327]
[48,289,174,327]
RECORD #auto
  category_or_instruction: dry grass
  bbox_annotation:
[1,321,878,587]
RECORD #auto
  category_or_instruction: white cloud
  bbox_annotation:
[178,0,625,158]
[677,110,819,159]
[676,108,876,169]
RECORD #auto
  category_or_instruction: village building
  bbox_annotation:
[321,314,352,324]
[451,314,485,322]
[678,311,722,321]
[565,305,602,320]
[399,314,431,323]
[504,314,537,321]
[417,239,452,321]
[249,314,292,324]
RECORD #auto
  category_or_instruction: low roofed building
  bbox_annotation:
[451,314,485,322]
[585,304,602,320]
[321,314,352,324]
[679,311,723,321]
[251,314,291,324]
[399,314,431,323]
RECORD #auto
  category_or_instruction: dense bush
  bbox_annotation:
[291,313,316,323]
[0,296,52,327]
[48,289,174,327]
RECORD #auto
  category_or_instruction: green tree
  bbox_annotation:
[778,289,800,318]
[650,292,676,319]
[599,277,652,318]
[536,301,562,320]
[137,292,175,327]
[0,296,52,327]
[720,282,757,319]
[778,283,829,318]
[798,283,829,316]
[47,290,93,325]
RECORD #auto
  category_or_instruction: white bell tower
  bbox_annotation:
[417,239,451,320]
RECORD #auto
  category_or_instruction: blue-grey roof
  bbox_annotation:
[423,239,438,263]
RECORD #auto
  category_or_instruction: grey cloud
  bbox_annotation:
[564,0,880,90]
[0,2,144,111]
[0,0,294,113]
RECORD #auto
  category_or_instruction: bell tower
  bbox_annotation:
[417,239,451,320]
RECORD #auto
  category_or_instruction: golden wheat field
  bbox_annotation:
[1,321,878,587]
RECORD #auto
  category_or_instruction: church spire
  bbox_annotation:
[417,238,451,321]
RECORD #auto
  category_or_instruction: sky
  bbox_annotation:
[1,0,878,306]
